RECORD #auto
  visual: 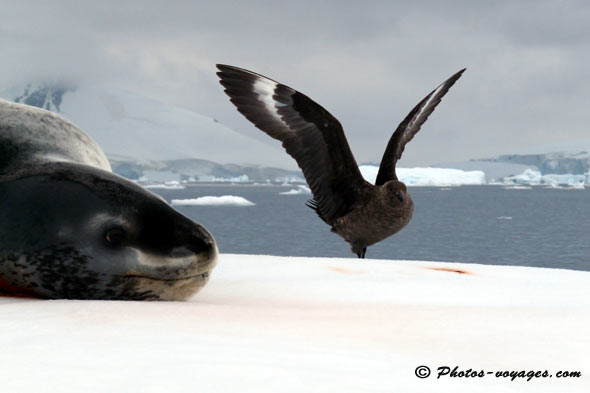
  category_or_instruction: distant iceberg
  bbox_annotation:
[171,196,255,206]
[280,185,312,195]
[145,181,185,190]
[503,169,586,188]
[359,165,486,186]
[195,175,250,183]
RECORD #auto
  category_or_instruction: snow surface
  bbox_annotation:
[170,196,255,206]
[359,165,486,186]
[279,185,312,195]
[1,254,588,393]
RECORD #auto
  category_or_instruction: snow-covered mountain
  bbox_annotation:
[7,83,588,186]
[12,82,74,111]
[1,83,289,168]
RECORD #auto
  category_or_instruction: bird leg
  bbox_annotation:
[356,247,367,259]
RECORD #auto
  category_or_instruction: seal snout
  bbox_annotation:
[128,217,218,300]
[176,224,216,255]
[171,217,218,261]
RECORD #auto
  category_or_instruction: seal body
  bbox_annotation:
[0,98,218,300]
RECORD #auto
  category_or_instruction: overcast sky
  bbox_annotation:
[1,0,589,167]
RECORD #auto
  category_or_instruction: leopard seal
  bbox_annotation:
[0,98,218,300]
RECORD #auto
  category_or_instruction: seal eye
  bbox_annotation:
[105,227,127,247]
[395,191,404,203]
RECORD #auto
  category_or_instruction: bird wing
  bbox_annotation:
[217,64,369,224]
[375,68,466,186]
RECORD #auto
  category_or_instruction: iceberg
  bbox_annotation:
[503,169,586,188]
[359,165,486,186]
[1,254,588,393]
[194,174,251,183]
[144,181,185,190]
[170,196,255,206]
[279,185,312,195]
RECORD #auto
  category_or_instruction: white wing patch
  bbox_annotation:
[253,78,286,124]
[414,81,446,122]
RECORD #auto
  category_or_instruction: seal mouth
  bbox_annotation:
[118,272,210,282]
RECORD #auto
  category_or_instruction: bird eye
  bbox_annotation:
[105,227,127,247]
[395,191,404,202]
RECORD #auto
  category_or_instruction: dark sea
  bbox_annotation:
[151,184,590,272]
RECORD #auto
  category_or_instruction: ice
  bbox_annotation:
[144,181,185,190]
[503,169,586,188]
[170,196,255,206]
[1,254,589,393]
[279,185,312,195]
[359,165,486,186]
[194,175,250,183]
[503,185,532,190]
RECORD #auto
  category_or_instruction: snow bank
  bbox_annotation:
[279,185,312,195]
[359,165,486,186]
[1,254,588,393]
[170,196,255,206]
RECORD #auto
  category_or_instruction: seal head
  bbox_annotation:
[1,99,218,300]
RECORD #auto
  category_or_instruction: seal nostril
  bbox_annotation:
[173,221,215,255]
[187,231,214,254]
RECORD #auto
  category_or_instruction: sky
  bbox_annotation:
[1,0,589,168]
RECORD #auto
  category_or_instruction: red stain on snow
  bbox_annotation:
[328,266,364,275]
[425,266,472,275]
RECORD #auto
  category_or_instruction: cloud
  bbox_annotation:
[1,0,589,167]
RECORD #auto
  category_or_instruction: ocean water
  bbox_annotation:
[152,184,590,271]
